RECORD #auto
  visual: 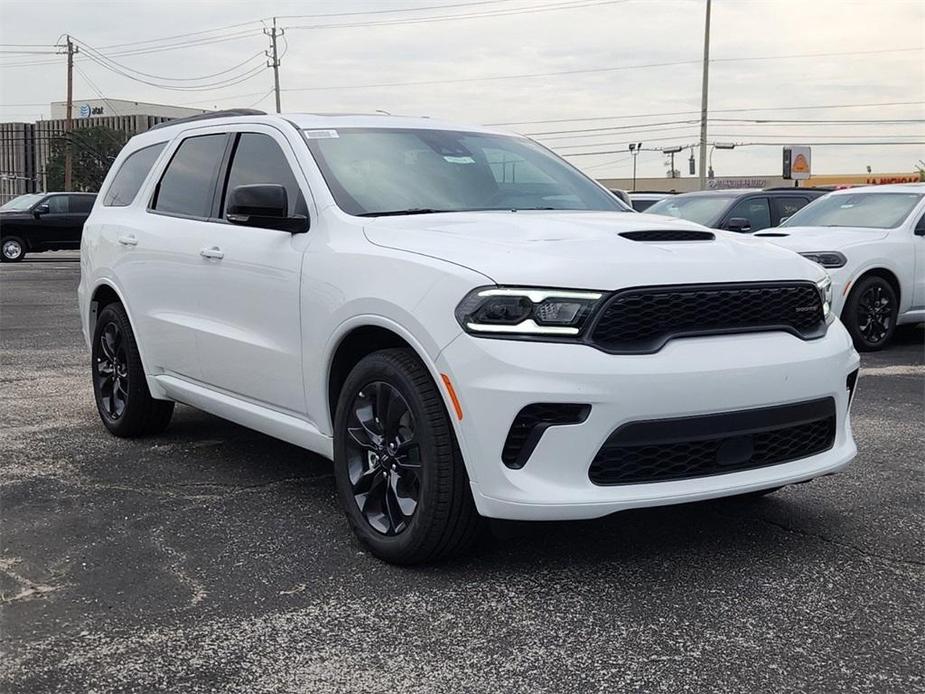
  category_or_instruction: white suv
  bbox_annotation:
[756,184,925,351]
[79,111,860,563]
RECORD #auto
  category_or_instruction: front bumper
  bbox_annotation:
[437,324,859,521]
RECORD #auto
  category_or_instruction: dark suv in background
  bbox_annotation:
[0,192,97,262]
[646,188,827,232]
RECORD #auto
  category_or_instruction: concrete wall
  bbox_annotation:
[597,175,790,193]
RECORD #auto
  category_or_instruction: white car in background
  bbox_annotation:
[756,183,925,351]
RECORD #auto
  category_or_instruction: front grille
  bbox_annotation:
[502,403,590,469]
[589,398,836,485]
[587,282,826,354]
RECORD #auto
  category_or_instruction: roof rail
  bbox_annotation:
[148,109,267,131]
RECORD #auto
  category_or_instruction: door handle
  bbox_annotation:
[200,246,224,260]
[117,234,138,246]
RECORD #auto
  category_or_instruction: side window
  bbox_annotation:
[103,142,166,207]
[773,196,811,222]
[45,195,69,214]
[223,133,306,218]
[726,197,771,231]
[69,195,95,214]
[153,134,228,218]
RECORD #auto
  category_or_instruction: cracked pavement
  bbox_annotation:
[1,252,923,693]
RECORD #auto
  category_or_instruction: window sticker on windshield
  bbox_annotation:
[444,155,475,164]
[304,129,339,139]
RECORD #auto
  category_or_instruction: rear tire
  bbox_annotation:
[91,302,174,437]
[843,275,897,352]
[1,237,26,262]
[333,348,483,564]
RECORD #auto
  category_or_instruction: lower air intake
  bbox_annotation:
[502,403,590,469]
[589,398,836,485]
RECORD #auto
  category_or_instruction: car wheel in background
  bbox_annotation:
[333,348,483,564]
[91,302,174,437]
[843,275,898,352]
[1,237,26,262]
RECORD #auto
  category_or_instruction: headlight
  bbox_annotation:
[456,287,604,337]
[800,251,847,269]
[816,275,833,318]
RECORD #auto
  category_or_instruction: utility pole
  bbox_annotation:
[697,0,712,191]
[264,18,284,113]
[57,35,78,191]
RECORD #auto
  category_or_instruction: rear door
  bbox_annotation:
[65,195,95,247]
[112,133,229,380]
[771,195,812,226]
[193,127,310,415]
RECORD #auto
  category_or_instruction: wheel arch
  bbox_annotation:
[843,266,902,314]
[323,318,470,476]
[88,279,167,399]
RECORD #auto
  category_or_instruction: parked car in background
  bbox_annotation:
[647,188,827,232]
[80,111,859,564]
[607,188,634,209]
[628,191,674,212]
[756,183,925,351]
[0,192,97,262]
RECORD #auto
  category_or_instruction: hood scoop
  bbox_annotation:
[754,232,789,237]
[619,229,715,242]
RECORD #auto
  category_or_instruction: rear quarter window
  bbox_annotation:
[103,142,167,207]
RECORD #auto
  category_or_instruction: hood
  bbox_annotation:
[755,225,890,252]
[363,211,823,288]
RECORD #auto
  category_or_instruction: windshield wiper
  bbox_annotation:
[358,208,450,217]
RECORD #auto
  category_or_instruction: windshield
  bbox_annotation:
[303,128,625,216]
[0,193,43,211]
[781,192,923,229]
[646,195,737,226]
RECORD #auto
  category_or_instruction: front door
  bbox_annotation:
[194,128,310,416]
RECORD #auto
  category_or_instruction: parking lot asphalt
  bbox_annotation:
[1,251,923,694]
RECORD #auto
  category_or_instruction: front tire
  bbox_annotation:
[843,275,897,352]
[333,348,482,564]
[1,237,26,262]
[91,302,174,437]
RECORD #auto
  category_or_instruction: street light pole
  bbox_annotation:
[629,142,643,191]
[698,0,712,190]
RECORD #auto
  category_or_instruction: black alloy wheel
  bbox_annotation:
[333,348,483,564]
[844,276,897,352]
[345,381,422,536]
[91,302,174,437]
[1,237,26,262]
[95,320,129,420]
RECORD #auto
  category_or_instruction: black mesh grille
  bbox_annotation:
[502,403,590,469]
[619,230,715,242]
[588,282,825,354]
[589,399,836,486]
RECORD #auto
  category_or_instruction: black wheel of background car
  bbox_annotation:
[91,302,174,437]
[843,275,897,352]
[333,348,483,564]
[1,237,26,262]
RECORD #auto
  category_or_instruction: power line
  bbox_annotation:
[559,141,925,157]
[485,100,925,126]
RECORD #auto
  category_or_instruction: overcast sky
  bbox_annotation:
[1,0,923,179]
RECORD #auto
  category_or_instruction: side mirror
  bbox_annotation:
[33,203,50,216]
[915,217,925,236]
[226,184,307,233]
[726,217,751,232]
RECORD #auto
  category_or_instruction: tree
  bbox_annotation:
[44,126,128,192]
